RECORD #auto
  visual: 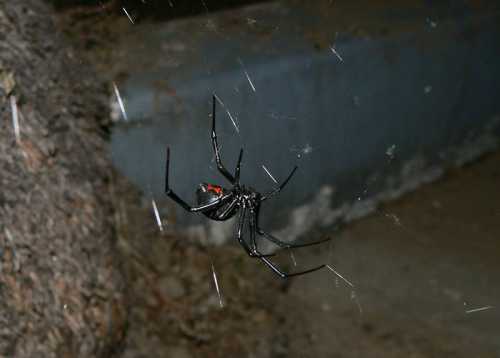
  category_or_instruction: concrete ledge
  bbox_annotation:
[110,1,500,243]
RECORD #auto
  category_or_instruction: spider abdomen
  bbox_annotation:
[196,183,223,205]
[204,203,238,221]
[196,183,238,221]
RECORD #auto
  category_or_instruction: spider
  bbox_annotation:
[165,96,329,278]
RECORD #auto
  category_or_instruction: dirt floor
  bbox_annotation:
[113,150,500,358]
[280,151,500,358]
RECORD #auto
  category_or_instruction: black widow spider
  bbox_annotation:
[165,96,329,278]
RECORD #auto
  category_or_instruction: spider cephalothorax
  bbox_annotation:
[165,96,329,278]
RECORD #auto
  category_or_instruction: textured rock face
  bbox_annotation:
[0,1,126,356]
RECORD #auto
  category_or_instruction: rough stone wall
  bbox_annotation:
[0,1,126,356]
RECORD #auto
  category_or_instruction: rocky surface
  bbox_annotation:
[0,1,126,356]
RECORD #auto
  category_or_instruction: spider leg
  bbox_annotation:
[258,255,326,279]
[260,166,298,202]
[257,228,331,249]
[236,207,274,258]
[234,148,243,185]
[248,209,324,278]
[211,95,236,184]
[252,204,330,248]
[249,209,259,252]
[165,146,231,212]
[216,197,239,220]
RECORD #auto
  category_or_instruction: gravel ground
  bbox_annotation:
[111,176,288,358]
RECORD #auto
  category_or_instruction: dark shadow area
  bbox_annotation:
[48,0,273,21]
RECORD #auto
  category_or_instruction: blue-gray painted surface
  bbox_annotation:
[110,2,500,241]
